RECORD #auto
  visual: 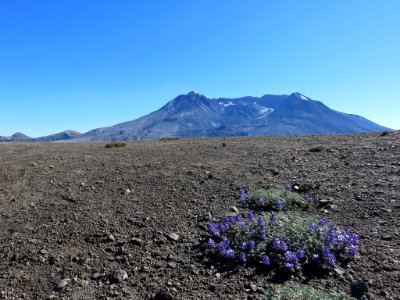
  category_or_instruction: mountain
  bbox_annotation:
[0,130,81,142]
[77,92,390,141]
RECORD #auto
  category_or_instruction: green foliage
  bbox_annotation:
[105,142,127,148]
[309,145,333,153]
[265,283,355,300]
[159,136,179,141]
[247,188,306,210]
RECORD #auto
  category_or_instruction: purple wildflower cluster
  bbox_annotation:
[307,217,360,267]
[206,188,360,272]
[207,212,278,266]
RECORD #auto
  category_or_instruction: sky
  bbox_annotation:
[0,0,399,137]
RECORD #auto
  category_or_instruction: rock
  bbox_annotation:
[91,272,102,280]
[153,289,174,300]
[107,233,115,242]
[250,284,257,292]
[351,282,369,298]
[201,212,212,221]
[167,232,179,241]
[230,206,239,213]
[167,262,177,269]
[318,199,333,206]
[39,249,48,255]
[381,234,393,241]
[334,267,345,277]
[130,237,144,245]
[125,189,132,195]
[57,278,71,289]
[111,270,128,284]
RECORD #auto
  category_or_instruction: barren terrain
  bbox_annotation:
[0,132,399,299]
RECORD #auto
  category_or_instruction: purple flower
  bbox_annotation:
[284,251,299,269]
[322,247,336,267]
[276,201,284,210]
[311,253,320,262]
[347,244,357,257]
[207,238,217,249]
[221,248,235,258]
[240,221,247,231]
[308,223,318,232]
[273,237,288,251]
[306,196,314,204]
[257,217,266,227]
[218,237,230,251]
[248,240,256,250]
[240,241,247,251]
[246,211,255,221]
[261,255,271,265]
[208,224,220,236]
[259,229,268,240]
[258,197,265,205]
[239,252,247,262]
[269,214,278,223]
[319,217,329,227]
[296,249,305,259]
[239,189,247,205]
[285,184,293,192]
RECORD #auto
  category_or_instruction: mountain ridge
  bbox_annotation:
[0,92,391,142]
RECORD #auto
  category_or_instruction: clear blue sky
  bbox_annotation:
[1,0,399,136]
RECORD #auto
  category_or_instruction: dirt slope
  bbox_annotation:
[0,132,399,299]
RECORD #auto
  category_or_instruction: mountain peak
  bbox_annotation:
[291,92,311,101]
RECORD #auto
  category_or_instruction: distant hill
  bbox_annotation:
[77,92,390,141]
[0,130,81,142]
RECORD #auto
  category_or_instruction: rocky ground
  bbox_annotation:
[0,131,399,299]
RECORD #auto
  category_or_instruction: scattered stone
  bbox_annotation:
[230,206,239,213]
[153,289,174,300]
[130,237,144,245]
[167,262,177,269]
[39,249,48,256]
[167,232,179,241]
[318,199,333,206]
[381,234,393,241]
[111,270,128,284]
[351,282,369,299]
[91,272,102,280]
[57,278,71,289]
[201,212,212,221]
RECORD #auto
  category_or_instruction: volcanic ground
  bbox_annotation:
[0,132,399,299]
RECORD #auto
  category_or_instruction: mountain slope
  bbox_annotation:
[78,92,390,141]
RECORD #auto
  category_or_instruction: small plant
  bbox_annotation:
[206,211,359,271]
[265,283,355,300]
[159,136,179,141]
[240,186,307,211]
[105,142,127,148]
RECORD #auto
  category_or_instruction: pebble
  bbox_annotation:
[58,278,71,289]
[381,234,393,241]
[125,189,132,195]
[39,249,48,255]
[112,270,128,284]
[230,206,239,213]
[201,212,212,221]
[130,237,144,245]
[250,284,257,292]
[167,232,180,241]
